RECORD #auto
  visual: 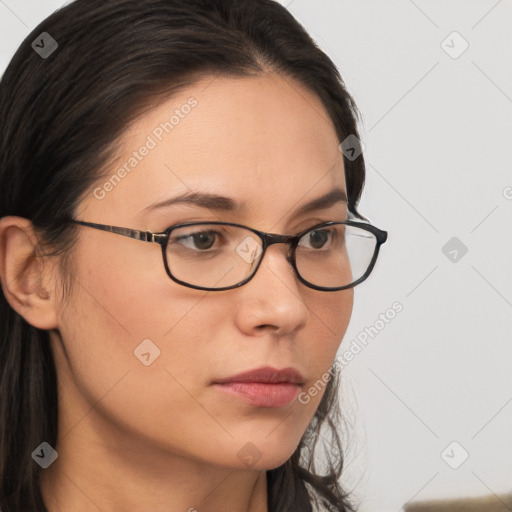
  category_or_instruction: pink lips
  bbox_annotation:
[212,366,305,408]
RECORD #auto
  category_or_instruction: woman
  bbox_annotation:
[0,0,387,510]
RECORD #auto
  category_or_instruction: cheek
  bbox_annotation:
[292,289,353,408]
[58,243,215,384]
[54,242,195,409]
[54,263,232,462]
[306,288,354,365]
[54,247,255,455]
[62,234,204,341]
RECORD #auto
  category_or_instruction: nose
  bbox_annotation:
[233,242,310,336]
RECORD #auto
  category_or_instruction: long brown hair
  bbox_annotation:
[0,1,365,510]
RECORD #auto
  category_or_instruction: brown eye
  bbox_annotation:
[299,228,333,250]
[173,230,220,251]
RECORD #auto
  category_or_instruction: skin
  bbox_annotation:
[0,72,353,511]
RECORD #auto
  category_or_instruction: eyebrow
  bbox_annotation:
[142,187,348,217]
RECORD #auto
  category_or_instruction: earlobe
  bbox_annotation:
[0,216,59,330]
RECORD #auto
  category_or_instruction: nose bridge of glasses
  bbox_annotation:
[261,232,297,248]
[251,232,296,273]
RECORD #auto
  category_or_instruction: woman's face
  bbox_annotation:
[51,72,354,471]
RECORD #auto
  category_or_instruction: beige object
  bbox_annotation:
[404,494,512,511]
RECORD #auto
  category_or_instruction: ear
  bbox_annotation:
[0,216,59,330]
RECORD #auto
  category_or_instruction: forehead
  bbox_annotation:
[81,72,346,225]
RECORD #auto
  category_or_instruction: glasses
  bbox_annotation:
[70,219,387,292]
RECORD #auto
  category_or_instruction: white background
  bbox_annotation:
[1,1,511,511]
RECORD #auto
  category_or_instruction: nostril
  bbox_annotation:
[256,324,277,331]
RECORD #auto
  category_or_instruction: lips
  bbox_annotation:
[212,366,305,408]
[212,366,305,386]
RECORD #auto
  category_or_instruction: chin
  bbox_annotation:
[227,431,303,472]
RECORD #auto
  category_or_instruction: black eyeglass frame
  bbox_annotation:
[70,219,388,292]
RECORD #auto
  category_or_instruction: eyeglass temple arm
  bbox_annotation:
[71,220,167,244]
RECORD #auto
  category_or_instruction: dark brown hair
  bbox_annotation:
[0,1,365,510]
